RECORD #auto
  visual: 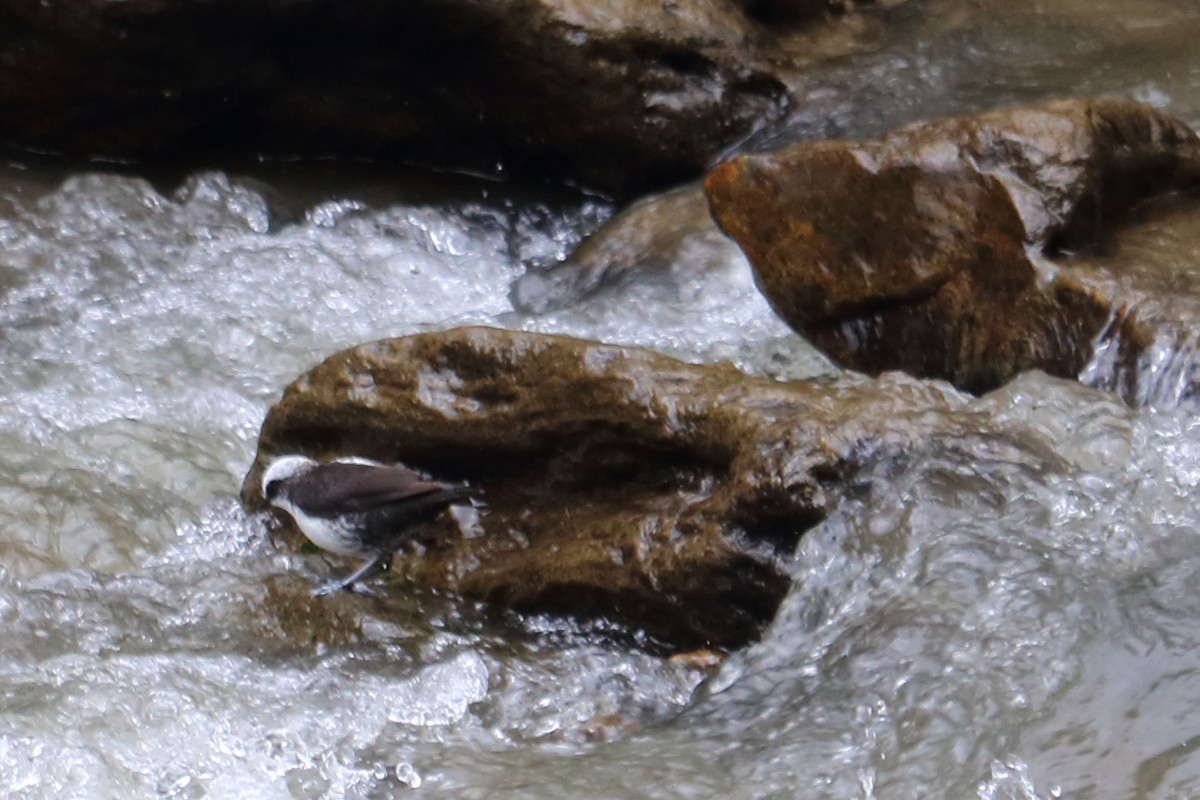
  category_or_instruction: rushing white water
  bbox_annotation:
[6,0,1200,797]
[0,163,813,799]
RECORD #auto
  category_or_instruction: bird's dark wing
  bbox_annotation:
[288,461,468,517]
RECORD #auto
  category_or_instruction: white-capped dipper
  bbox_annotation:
[260,455,473,596]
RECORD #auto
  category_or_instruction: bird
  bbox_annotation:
[260,454,473,596]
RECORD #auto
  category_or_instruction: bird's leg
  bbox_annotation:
[311,553,389,597]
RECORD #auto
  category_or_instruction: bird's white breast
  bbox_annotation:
[271,498,365,557]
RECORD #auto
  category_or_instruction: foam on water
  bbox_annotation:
[7,1,1200,796]
[0,497,710,799]
[0,165,785,798]
[0,184,1190,799]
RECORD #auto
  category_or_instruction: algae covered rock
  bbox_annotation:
[706,98,1200,401]
[243,326,965,649]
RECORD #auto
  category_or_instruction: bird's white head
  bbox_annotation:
[261,454,319,502]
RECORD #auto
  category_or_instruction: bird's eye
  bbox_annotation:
[264,480,282,500]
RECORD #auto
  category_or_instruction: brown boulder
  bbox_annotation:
[0,0,882,192]
[242,326,967,650]
[705,98,1200,400]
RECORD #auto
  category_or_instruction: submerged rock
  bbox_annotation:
[706,98,1200,402]
[242,326,967,650]
[0,0,882,192]
[510,183,744,313]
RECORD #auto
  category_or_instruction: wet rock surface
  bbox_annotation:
[0,0,883,192]
[510,182,743,313]
[1064,194,1200,407]
[242,326,969,650]
[706,98,1200,402]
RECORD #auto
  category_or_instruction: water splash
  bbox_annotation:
[1080,304,1200,408]
[7,1,1200,795]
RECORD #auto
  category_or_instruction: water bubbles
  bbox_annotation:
[306,198,369,228]
[394,761,423,788]
[156,771,202,800]
[6,3,1200,789]
[384,651,489,727]
[976,758,1048,800]
[174,171,272,234]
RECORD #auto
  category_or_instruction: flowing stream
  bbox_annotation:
[5,1,1200,798]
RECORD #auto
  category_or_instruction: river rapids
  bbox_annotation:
[6,1,1200,798]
